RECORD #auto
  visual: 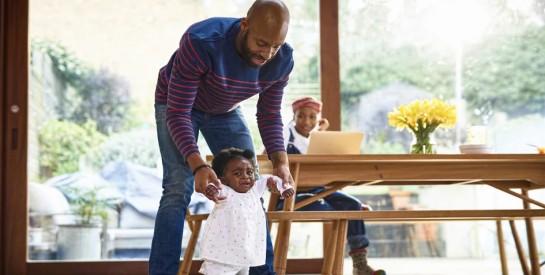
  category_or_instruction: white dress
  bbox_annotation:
[200,176,288,267]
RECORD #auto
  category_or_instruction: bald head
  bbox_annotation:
[247,0,290,30]
[236,0,290,67]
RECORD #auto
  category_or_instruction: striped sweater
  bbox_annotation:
[155,17,294,160]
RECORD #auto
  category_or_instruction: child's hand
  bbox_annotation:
[281,188,295,199]
[266,177,280,194]
[317,118,329,131]
[205,183,227,204]
[267,176,294,199]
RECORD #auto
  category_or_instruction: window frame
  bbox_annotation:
[0,0,340,274]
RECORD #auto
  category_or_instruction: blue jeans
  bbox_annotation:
[277,187,370,250]
[149,104,276,275]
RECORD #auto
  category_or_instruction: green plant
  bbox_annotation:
[38,119,106,178]
[31,38,90,88]
[62,186,117,225]
[87,128,160,169]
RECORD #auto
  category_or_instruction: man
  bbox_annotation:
[149,1,294,274]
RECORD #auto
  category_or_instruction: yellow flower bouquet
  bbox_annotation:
[388,98,457,154]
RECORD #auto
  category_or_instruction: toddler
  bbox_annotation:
[199,148,294,275]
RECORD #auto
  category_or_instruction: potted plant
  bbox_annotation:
[56,185,115,260]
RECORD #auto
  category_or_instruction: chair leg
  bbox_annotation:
[332,220,348,275]
[267,194,280,232]
[274,220,292,275]
[178,220,203,275]
[323,222,333,252]
[322,220,340,275]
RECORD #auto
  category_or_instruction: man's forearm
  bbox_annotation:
[269,151,289,168]
[186,152,207,171]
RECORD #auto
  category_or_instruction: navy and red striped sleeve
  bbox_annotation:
[258,72,292,156]
[165,33,209,160]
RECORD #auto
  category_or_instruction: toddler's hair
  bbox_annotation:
[211,148,256,176]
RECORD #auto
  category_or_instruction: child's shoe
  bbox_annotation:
[349,249,386,275]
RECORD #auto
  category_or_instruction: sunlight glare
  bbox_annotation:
[426,0,489,47]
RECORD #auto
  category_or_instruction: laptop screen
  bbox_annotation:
[306,131,364,155]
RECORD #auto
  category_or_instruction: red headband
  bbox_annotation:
[292,97,322,113]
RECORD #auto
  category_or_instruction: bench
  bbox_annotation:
[177,209,545,275]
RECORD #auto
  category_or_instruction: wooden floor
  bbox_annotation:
[297,257,539,275]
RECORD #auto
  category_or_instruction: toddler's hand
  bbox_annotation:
[281,188,295,199]
[205,183,227,203]
[267,176,294,199]
[266,177,280,194]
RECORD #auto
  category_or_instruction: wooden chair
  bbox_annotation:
[177,210,207,275]
[266,189,374,275]
[177,210,350,275]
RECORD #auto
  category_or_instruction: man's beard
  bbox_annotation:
[240,31,268,68]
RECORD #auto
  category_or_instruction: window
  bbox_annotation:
[27,0,320,262]
[339,0,545,153]
[17,0,545,271]
[339,0,545,261]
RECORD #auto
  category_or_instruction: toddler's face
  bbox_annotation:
[221,158,255,193]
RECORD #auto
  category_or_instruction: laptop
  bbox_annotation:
[306,131,365,154]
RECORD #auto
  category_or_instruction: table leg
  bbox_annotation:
[496,220,508,275]
[509,220,530,275]
[522,189,541,275]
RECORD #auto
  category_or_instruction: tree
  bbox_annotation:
[463,26,545,122]
[71,68,131,134]
[32,40,132,135]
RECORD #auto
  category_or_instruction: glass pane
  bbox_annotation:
[339,0,545,153]
[339,0,545,268]
[27,0,319,262]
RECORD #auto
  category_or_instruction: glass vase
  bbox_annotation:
[411,133,435,154]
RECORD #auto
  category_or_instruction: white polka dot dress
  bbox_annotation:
[200,177,272,267]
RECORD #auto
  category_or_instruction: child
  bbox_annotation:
[199,148,294,275]
[281,96,386,275]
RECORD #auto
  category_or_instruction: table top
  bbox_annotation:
[254,154,545,189]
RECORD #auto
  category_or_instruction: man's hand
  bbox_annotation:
[187,153,223,203]
[269,151,294,193]
[193,165,224,203]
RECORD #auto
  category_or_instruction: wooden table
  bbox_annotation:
[256,154,545,275]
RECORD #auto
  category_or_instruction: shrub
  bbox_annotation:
[38,120,106,178]
[88,128,160,169]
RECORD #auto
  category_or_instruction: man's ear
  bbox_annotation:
[240,17,248,30]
